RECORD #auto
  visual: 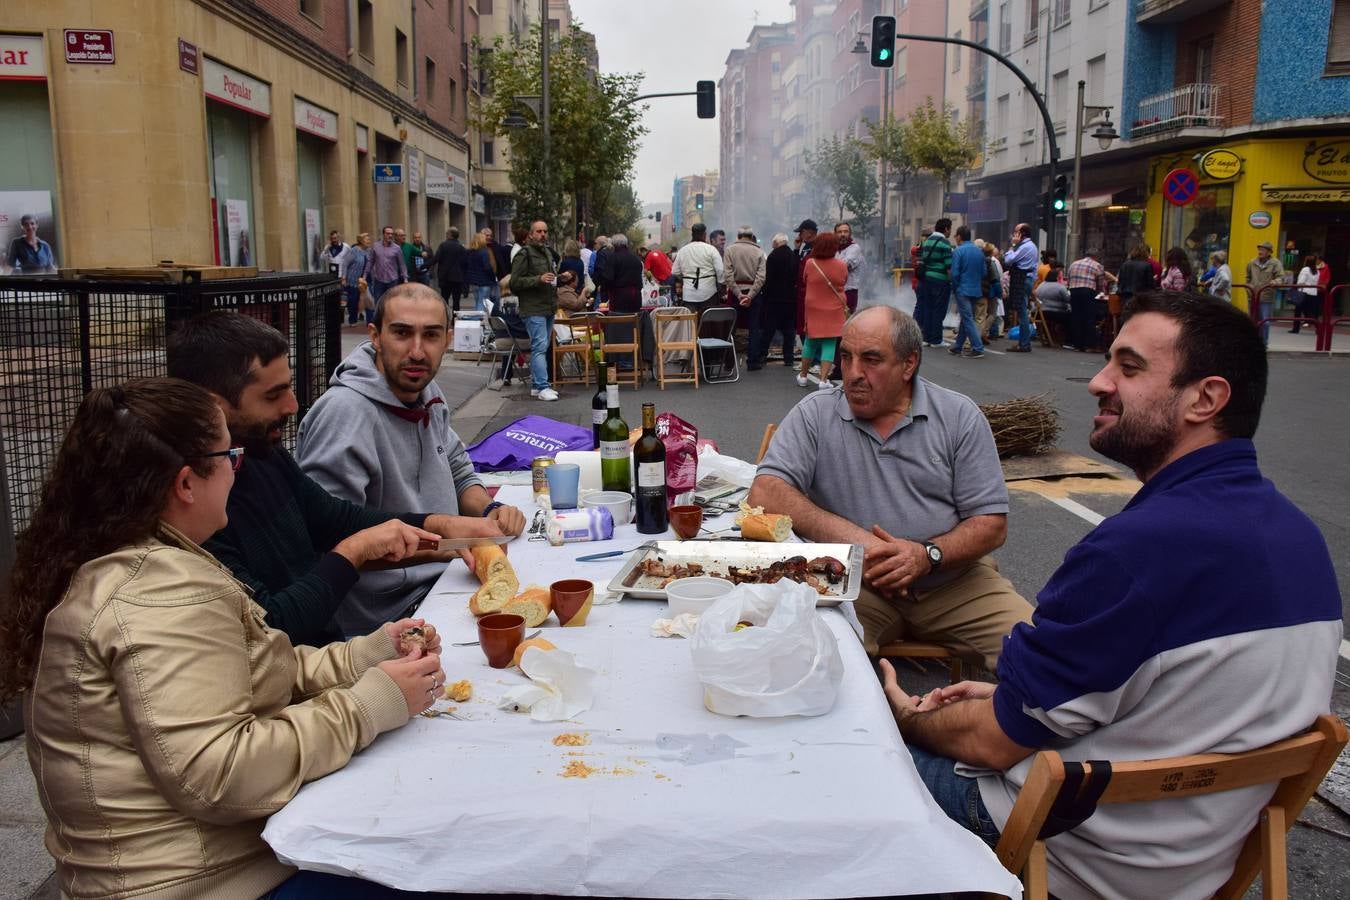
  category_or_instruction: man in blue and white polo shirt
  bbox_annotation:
[882,290,1342,900]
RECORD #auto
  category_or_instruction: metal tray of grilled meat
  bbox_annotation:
[606,540,863,605]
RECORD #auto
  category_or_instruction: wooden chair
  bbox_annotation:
[754,423,778,463]
[598,313,643,388]
[1029,297,1058,349]
[992,714,1349,900]
[651,307,699,389]
[877,641,964,684]
[551,312,595,387]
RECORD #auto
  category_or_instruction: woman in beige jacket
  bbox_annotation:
[0,378,444,899]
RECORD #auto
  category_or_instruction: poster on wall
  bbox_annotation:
[225,198,251,266]
[0,191,59,275]
[304,208,322,272]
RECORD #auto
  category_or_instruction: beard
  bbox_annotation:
[230,413,290,459]
[1089,391,1181,478]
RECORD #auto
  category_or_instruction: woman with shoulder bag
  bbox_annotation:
[798,232,849,389]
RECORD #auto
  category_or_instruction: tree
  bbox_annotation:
[904,98,982,201]
[592,181,643,238]
[863,116,922,195]
[804,135,879,235]
[473,24,648,239]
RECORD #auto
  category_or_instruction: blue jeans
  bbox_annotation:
[524,314,554,391]
[1258,299,1274,345]
[472,284,493,312]
[952,293,984,353]
[1009,275,1031,349]
[908,745,1001,849]
[344,285,361,325]
[261,870,442,898]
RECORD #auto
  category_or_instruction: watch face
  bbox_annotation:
[926,544,942,563]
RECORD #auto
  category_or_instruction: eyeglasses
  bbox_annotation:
[200,447,245,471]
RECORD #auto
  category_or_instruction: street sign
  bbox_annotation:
[178,39,198,75]
[373,163,403,184]
[1163,168,1199,207]
[64,29,114,65]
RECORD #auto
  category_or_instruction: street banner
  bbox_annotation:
[225,198,251,265]
[0,190,59,275]
[304,208,322,272]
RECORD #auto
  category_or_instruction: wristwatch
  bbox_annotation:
[481,501,505,518]
[920,540,943,572]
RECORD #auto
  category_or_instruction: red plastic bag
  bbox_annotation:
[656,412,698,504]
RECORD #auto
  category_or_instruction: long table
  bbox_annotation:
[263,485,1022,898]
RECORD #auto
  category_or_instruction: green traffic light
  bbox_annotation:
[878,49,890,61]
[1053,199,1066,211]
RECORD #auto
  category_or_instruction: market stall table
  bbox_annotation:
[263,484,1021,899]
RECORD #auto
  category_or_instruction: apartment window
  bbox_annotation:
[953,30,962,72]
[1087,54,1106,105]
[448,0,456,30]
[448,77,457,116]
[998,2,1012,54]
[1051,70,1069,132]
[479,48,493,95]
[480,0,493,13]
[357,0,375,60]
[995,93,1010,135]
[1053,0,1071,28]
[299,0,322,24]
[425,58,436,102]
[482,140,495,165]
[1330,0,1350,73]
[1020,90,1038,143]
[1026,0,1040,43]
[396,29,410,86]
[1195,38,1214,84]
[896,47,907,80]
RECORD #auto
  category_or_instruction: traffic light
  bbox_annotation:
[696,81,716,119]
[655,210,662,222]
[695,192,704,210]
[870,16,896,68]
[1039,192,1051,231]
[1052,174,1069,212]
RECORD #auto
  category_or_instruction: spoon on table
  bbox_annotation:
[451,628,541,648]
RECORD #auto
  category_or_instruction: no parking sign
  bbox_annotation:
[1163,168,1199,207]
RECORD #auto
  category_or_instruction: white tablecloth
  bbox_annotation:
[263,485,1021,899]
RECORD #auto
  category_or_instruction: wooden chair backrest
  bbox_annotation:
[994,715,1348,900]
[600,313,639,347]
[755,423,778,464]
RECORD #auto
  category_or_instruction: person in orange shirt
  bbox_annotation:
[797,231,850,388]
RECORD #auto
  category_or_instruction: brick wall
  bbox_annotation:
[1173,0,1259,127]
[416,0,468,136]
[254,0,349,61]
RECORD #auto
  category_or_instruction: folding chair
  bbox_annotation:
[598,313,643,388]
[993,714,1348,900]
[1030,298,1057,349]
[651,306,699,389]
[480,315,531,389]
[696,306,740,384]
[552,312,595,387]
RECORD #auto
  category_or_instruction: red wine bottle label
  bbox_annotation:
[592,408,605,425]
[637,461,665,488]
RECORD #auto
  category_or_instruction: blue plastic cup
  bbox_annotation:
[545,463,581,508]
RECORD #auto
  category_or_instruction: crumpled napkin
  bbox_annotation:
[650,613,701,638]
[498,648,597,721]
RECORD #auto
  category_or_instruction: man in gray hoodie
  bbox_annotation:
[297,283,527,636]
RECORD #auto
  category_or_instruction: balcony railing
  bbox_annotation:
[967,73,987,99]
[1133,83,1224,137]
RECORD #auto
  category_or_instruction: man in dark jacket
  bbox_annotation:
[753,233,799,368]
[433,227,468,312]
[509,220,560,402]
[605,234,646,313]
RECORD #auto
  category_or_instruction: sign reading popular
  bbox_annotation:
[203,57,271,118]
[0,34,46,80]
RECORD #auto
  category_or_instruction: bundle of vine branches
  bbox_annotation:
[979,394,1062,458]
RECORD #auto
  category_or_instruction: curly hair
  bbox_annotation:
[0,378,224,701]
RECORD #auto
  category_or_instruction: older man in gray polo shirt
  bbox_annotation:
[749,306,1032,670]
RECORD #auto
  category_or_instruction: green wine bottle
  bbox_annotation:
[598,365,631,493]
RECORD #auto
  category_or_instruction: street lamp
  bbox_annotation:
[1068,78,1118,261]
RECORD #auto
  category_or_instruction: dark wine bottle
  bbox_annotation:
[598,366,631,493]
[590,355,607,450]
[633,402,668,534]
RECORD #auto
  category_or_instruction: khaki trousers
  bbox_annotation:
[854,556,1033,673]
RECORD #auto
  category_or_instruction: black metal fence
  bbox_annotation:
[0,273,342,570]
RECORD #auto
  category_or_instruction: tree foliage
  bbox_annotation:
[904,98,981,196]
[592,181,643,238]
[863,116,922,193]
[804,135,878,235]
[473,24,648,238]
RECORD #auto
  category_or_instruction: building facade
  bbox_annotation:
[1,0,475,272]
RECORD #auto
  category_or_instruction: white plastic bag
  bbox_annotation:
[696,444,759,488]
[689,582,843,717]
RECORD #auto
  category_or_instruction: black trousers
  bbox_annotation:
[755,303,797,366]
[1068,287,1102,350]
[441,281,465,311]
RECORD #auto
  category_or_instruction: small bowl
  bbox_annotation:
[551,578,595,627]
[581,490,633,526]
[665,576,735,617]
[668,504,704,540]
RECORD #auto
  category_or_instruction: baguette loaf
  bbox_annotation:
[467,544,520,616]
[502,585,552,628]
[735,502,793,542]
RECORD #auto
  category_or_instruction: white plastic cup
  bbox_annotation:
[665,576,735,617]
[581,490,634,525]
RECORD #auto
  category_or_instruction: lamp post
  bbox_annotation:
[853,22,893,270]
[539,0,550,231]
[1067,79,1118,262]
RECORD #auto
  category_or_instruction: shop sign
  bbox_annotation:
[355,124,368,155]
[1129,209,1145,225]
[203,58,271,118]
[373,163,403,184]
[1198,149,1240,180]
[446,165,468,205]
[968,196,1007,223]
[1248,211,1272,229]
[178,39,198,75]
[406,149,421,193]
[1301,139,1350,185]
[490,196,516,220]
[64,29,114,65]
[1260,185,1350,203]
[945,192,968,214]
[472,193,486,214]
[294,97,337,142]
[0,34,46,80]
[1163,168,1199,206]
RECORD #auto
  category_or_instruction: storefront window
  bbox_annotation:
[207,102,257,267]
[297,133,326,272]
[1163,184,1233,278]
[0,78,60,274]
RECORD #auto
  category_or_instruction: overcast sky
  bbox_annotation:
[570,0,795,208]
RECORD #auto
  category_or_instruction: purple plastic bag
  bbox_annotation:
[466,415,596,472]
